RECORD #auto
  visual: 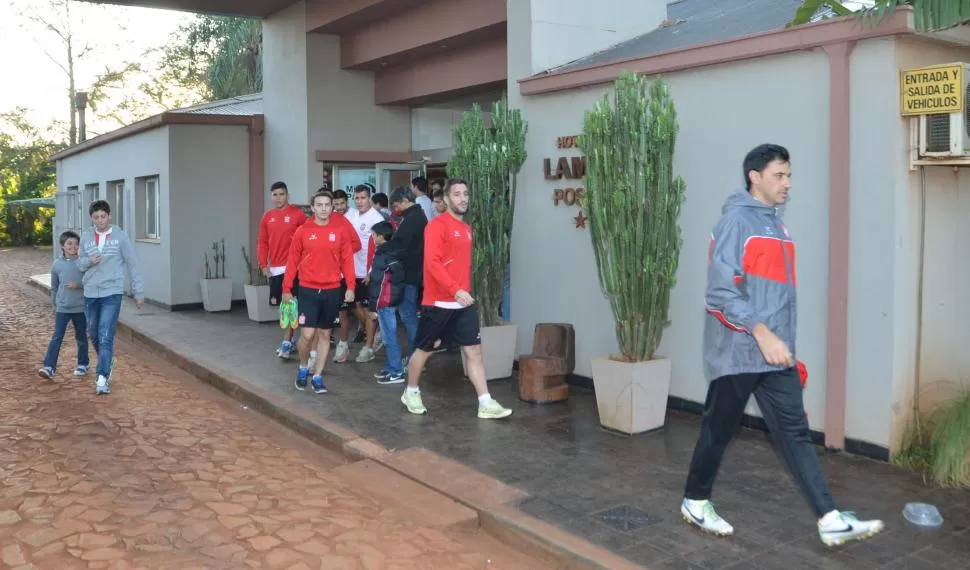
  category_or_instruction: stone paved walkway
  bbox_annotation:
[14,247,970,569]
[1,247,550,569]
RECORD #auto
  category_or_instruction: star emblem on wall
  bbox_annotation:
[574,210,587,229]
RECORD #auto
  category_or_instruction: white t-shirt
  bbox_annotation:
[346,207,385,278]
[416,195,435,221]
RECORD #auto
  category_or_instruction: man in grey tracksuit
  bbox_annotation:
[680,144,884,547]
[77,200,145,395]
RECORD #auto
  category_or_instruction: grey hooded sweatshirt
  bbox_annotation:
[77,225,145,300]
[703,188,797,380]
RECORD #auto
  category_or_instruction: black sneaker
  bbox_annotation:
[377,372,405,385]
[374,369,391,380]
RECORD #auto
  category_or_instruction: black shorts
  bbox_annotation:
[415,306,480,352]
[269,273,299,306]
[339,278,369,309]
[297,287,342,329]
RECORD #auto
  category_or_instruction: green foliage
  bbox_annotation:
[446,99,528,327]
[205,239,226,279]
[161,15,262,100]
[579,72,686,362]
[894,389,970,488]
[0,108,63,246]
[785,0,851,27]
[790,0,970,31]
[242,245,267,286]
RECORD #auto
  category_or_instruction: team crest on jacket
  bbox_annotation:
[284,216,290,223]
[328,232,336,241]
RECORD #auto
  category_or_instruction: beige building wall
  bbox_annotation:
[168,124,251,306]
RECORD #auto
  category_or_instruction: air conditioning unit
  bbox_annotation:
[916,63,970,157]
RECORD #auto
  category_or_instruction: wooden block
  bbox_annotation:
[518,355,569,404]
[531,323,576,373]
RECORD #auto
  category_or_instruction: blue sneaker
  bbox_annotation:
[295,367,309,391]
[74,365,88,377]
[311,375,327,394]
[37,366,54,380]
[278,340,292,360]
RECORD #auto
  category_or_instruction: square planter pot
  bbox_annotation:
[461,323,518,381]
[200,278,232,312]
[592,356,671,434]
[245,284,278,322]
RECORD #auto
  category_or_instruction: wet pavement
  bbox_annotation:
[1,247,550,569]
[15,246,970,569]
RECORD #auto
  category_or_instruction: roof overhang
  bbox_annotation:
[75,0,298,18]
[50,112,258,162]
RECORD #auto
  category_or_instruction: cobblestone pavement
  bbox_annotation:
[0,247,549,570]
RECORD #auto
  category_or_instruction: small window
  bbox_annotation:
[105,180,125,230]
[135,176,161,240]
[82,183,99,227]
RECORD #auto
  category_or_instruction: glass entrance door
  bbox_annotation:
[376,163,426,195]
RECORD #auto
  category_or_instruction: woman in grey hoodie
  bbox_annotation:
[77,200,145,395]
[38,230,89,379]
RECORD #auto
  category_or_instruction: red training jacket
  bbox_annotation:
[283,218,355,293]
[257,205,307,268]
[421,213,472,308]
[303,211,361,253]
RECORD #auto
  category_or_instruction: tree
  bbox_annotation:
[16,0,143,145]
[0,108,64,245]
[791,0,970,31]
[159,15,263,101]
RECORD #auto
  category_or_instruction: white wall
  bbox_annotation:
[56,127,173,305]
[263,1,310,205]
[305,33,411,184]
[168,124,251,306]
[411,108,463,152]
[527,0,668,73]
[512,49,833,429]
[890,36,970,447]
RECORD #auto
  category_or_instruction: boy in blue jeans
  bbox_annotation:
[366,222,405,384]
[38,231,89,379]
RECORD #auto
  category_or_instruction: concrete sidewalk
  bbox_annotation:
[28,273,970,569]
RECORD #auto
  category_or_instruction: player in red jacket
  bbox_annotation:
[400,179,512,420]
[282,191,355,394]
[257,181,307,359]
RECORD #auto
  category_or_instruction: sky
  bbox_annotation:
[0,0,190,138]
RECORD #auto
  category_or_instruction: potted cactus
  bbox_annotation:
[200,238,232,312]
[447,98,528,380]
[579,72,686,433]
[242,245,276,322]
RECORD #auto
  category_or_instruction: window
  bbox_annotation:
[82,183,99,227]
[106,180,125,230]
[58,187,80,231]
[135,176,161,240]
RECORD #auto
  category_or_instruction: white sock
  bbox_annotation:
[338,341,348,349]
[478,393,492,406]
[406,386,420,395]
[310,350,318,358]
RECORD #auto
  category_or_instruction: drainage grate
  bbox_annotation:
[592,505,662,532]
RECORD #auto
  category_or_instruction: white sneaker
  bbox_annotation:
[355,346,375,363]
[333,343,349,363]
[818,510,884,547]
[681,499,734,536]
[95,375,110,395]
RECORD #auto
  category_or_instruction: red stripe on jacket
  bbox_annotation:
[283,219,355,293]
[257,205,307,268]
[422,213,472,307]
[742,236,797,286]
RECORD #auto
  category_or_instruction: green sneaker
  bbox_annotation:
[279,299,299,330]
[401,390,427,415]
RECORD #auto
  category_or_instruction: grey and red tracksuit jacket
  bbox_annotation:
[704,188,798,381]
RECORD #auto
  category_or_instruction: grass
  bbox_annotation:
[893,389,970,488]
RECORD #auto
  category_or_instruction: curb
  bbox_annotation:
[25,277,643,570]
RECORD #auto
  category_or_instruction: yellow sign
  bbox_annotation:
[900,63,964,116]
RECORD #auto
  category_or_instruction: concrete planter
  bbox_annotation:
[462,323,518,381]
[591,356,671,434]
[200,278,232,312]
[244,284,278,322]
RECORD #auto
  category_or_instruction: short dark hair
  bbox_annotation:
[372,221,394,240]
[354,184,371,196]
[371,192,388,209]
[742,144,790,191]
[444,178,468,196]
[59,230,80,248]
[311,191,333,206]
[89,200,110,216]
[411,176,428,194]
[333,189,348,201]
[431,178,445,189]
[389,186,415,205]
[432,189,444,199]
[270,181,288,192]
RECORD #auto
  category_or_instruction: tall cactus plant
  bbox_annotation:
[446,98,528,327]
[579,72,686,362]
